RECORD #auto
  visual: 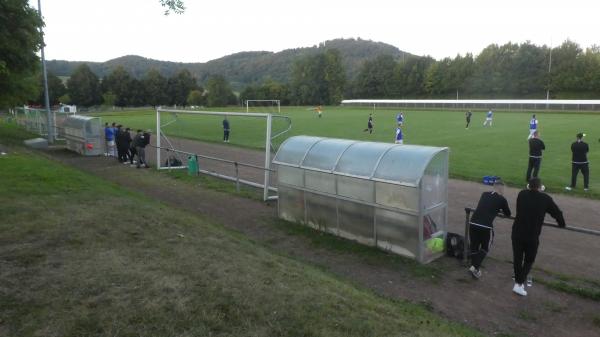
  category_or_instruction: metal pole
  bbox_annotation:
[263,113,272,201]
[37,0,53,144]
[235,162,240,192]
[156,108,161,169]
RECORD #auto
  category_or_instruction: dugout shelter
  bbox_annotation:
[273,136,449,264]
[63,115,103,156]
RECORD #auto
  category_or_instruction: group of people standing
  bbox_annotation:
[104,122,151,169]
[468,177,566,296]
[524,114,590,191]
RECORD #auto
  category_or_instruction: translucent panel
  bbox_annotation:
[338,200,375,246]
[422,151,449,209]
[277,186,305,223]
[305,192,337,234]
[301,139,355,171]
[374,145,444,186]
[305,170,335,194]
[337,175,374,203]
[375,181,418,212]
[334,142,391,177]
[277,166,304,187]
[421,207,447,263]
[273,136,322,166]
[375,209,418,258]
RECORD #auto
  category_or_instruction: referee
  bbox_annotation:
[565,132,590,191]
[468,180,511,279]
[526,131,545,182]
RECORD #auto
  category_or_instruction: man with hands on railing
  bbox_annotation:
[468,180,511,279]
[511,177,565,297]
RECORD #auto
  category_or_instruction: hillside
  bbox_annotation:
[46,38,413,89]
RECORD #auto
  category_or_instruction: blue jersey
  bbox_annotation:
[395,128,403,141]
[396,113,404,124]
[487,111,493,118]
[104,127,114,141]
[529,118,537,130]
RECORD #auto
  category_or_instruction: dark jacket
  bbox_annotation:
[512,189,566,241]
[470,191,511,228]
[571,140,589,163]
[132,134,144,148]
[529,138,545,157]
[222,119,230,131]
[142,132,151,147]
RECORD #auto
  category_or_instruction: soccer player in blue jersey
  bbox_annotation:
[395,126,403,144]
[483,110,493,127]
[396,112,404,126]
[528,114,538,139]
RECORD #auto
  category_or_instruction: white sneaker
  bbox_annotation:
[527,276,533,287]
[565,186,572,191]
[513,283,527,296]
[584,188,589,192]
[469,266,482,279]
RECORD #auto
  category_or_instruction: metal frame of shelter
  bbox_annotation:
[155,108,291,201]
[273,136,449,264]
[342,99,600,111]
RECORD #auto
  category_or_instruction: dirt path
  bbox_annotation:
[46,148,600,337]
[147,137,600,281]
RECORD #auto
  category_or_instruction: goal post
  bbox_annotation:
[245,99,281,113]
[155,108,290,201]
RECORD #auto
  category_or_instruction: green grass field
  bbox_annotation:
[0,122,479,336]
[93,106,600,197]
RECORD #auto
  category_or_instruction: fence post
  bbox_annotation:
[234,162,240,192]
[194,155,199,176]
[463,208,471,266]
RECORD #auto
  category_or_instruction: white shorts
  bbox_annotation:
[486,117,492,121]
[107,140,115,146]
[395,140,403,144]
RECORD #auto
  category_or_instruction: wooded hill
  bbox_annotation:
[46,38,412,90]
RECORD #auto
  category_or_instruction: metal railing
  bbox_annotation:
[463,207,600,264]
[152,145,278,200]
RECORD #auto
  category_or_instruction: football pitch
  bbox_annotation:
[95,106,600,197]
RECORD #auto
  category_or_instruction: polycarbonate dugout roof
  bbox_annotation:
[274,136,447,186]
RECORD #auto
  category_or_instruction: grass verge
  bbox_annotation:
[0,142,480,336]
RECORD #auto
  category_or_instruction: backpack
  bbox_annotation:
[445,232,465,259]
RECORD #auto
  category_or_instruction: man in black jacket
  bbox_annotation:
[526,131,545,182]
[468,180,511,279]
[512,178,566,296]
[565,132,590,191]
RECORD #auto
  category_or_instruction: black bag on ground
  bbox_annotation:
[445,232,465,259]
[165,156,182,167]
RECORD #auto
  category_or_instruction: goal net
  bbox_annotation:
[246,99,281,114]
[155,108,291,201]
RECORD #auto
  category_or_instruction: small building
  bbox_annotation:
[58,104,77,113]
[273,136,449,264]
[63,115,103,156]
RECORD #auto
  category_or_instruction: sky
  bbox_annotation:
[33,0,600,63]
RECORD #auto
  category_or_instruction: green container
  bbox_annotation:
[187,155,198,176]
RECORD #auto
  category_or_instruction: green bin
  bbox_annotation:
[187,155,198,176]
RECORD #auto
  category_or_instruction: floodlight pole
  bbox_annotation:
[263,114,272,201]
[38,0,54,143]
[156,108,161,169]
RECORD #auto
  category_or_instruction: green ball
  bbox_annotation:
[427,238,444,253]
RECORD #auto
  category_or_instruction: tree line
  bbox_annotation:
[30,64,237,108]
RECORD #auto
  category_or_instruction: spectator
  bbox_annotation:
[223,117,230,142]
[526,131,545,182]
[104,122,115,157]
[565,132,589,191]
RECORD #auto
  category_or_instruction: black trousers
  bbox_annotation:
[129,147,137,164]
[118,146,129,162]
[466,118,471,128]
[571,163,589,188]
[223,130,230,141]
[512,238,539,284]
[526,157,542,182]
[469,225,492,269]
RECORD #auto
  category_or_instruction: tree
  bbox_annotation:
[166,69,197,106]
[102,66,133,107]
[32,72,66,105]
[290,49,346,105]
[159,0,185,15]
[206,75,236,107]
[187,89,206,106]
[0,0,44,108]
[142,69,168,107]
[353,54,397,98]
[67,64,102,106]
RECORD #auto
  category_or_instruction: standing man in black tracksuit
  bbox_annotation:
[468,180,511,279]
[512,178,565,296]
[565,132,590,191]
[526,131,545,182]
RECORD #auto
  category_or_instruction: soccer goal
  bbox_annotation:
[155,108,291,201]
[245,100,281,113]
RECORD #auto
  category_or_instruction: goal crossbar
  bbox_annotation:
[245,100,281,113]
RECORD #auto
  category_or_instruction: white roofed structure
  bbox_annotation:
[342,99,600,111]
